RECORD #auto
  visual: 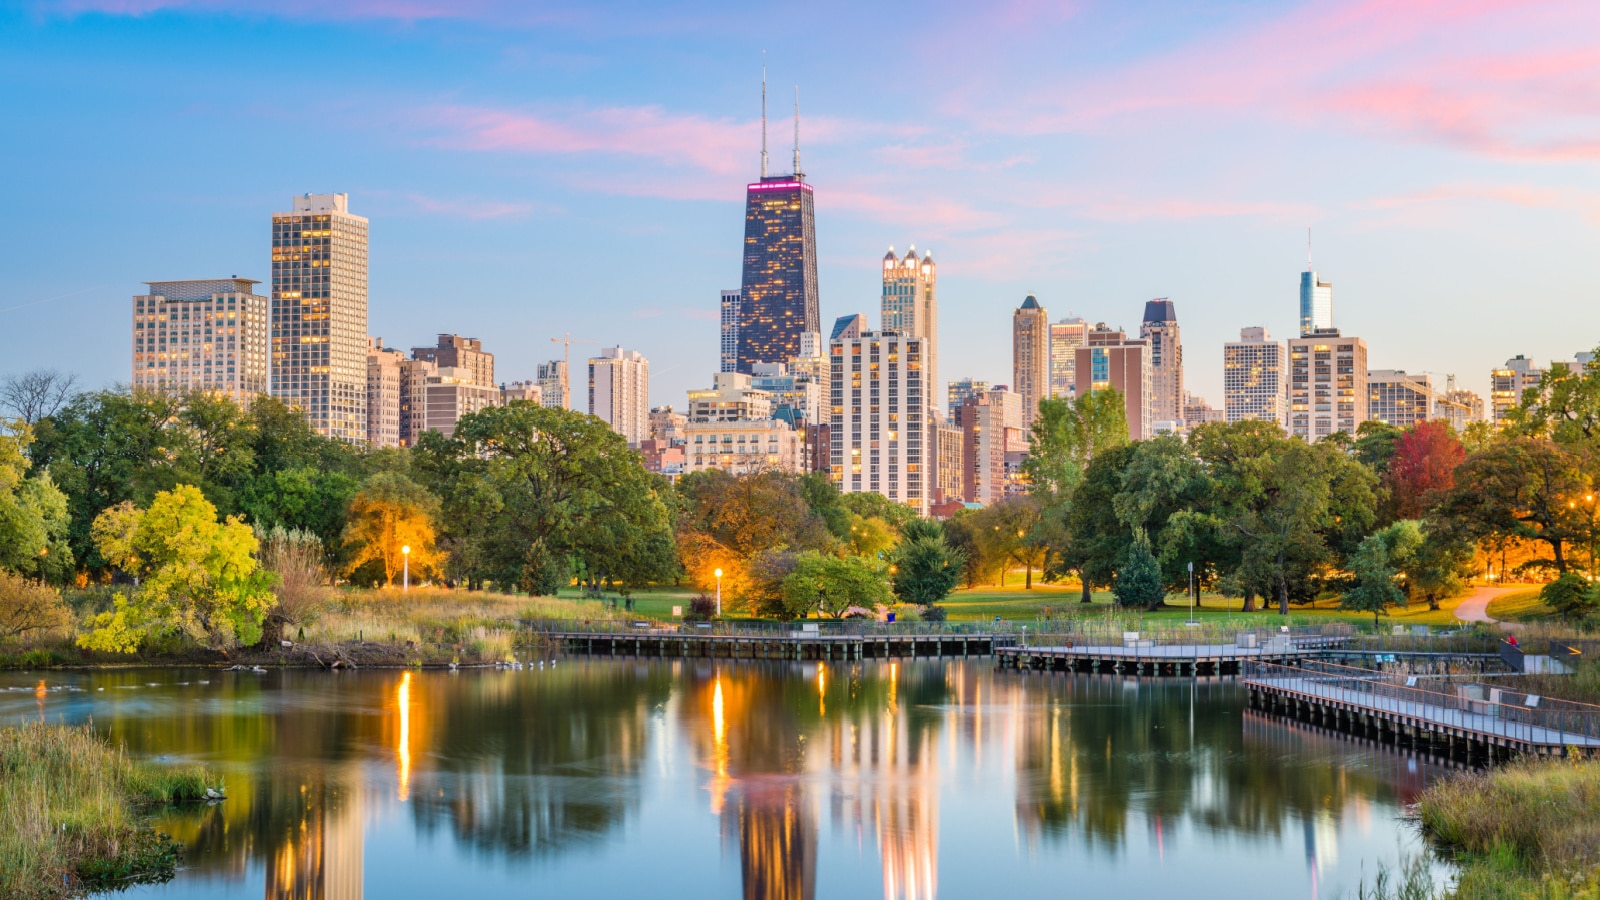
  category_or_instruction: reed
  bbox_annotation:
[0,722,212,899]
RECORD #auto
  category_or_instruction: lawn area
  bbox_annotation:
[1485,588,1552,622]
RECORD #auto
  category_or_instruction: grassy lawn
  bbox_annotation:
[1485,588,1552,622]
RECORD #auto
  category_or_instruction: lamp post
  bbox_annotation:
[402,545,411,592]
[714,568,723,618]
[1187,561,1195,625]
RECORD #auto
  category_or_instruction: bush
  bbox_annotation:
[684,595,717,622]
[0,569,72,641]
[1541,573,1597,621]
[921,604,948,622]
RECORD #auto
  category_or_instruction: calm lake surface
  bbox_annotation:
[1,660,1451,899]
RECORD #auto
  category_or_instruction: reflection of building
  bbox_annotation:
[264,776,364,900]
[731,783,816,900]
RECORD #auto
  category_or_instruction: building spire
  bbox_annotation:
[760,56,768,179]
[793,84,802,178]
[1306,226,1312,271]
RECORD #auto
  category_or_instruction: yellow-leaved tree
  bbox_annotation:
[342,473,442,587]
[79,484,274,653]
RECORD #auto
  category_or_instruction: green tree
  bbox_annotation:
[1353,420,1403,477]
[1340,521,1424,625]
[79,484,273,653]
[1541,572,1597,621]
[889,522,964,608]
[342,473,442,587]
[782,552,892,619]
[971,495,1046,587]
[1059,443,1139,603]
[1022,390,1130,499]
[1437,437,1592,575]
[1112,530,1164,610]
[238,465,359,552]
[1401,519,1475,611]
[433,404,678,596]
[0,425,74,582]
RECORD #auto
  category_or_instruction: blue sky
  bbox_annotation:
[3,0,1599,408]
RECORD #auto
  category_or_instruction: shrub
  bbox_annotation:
[0,569,72,641]
[1542,573,1597,621]
[684,595,717,621]
[921,604,948,622]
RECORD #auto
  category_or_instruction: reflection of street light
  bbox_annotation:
[714,568,723,618]
[402,545,411,592]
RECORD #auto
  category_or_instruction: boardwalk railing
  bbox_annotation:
[1244,658,1600,748]
[520,618,1013,638]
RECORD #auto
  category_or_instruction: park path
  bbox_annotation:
[1453,584,1520,624]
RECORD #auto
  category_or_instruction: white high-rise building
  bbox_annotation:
[589,346,650,444]
[880,246,938,412]
[270,193,369,443]
[132,278,269,403]
[830,330,931,513]
[537,360,568,409]
[1490,355,1545,427]
[1223,326,1286,426]
[719,289,741,374]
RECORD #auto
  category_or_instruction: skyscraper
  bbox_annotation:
[735,80,819,373]
[829,330,931,513]
[1049,317,1088,400]
[1287,330,1368,440]
[1367,370,1436,429]
[1224,326,1286,426]
[880,246,938,411]
[270,193,369,443]
[1073,327,1154,440]
[947,377,990,412]
[536,360,568,409]
[1299,270,1333,336]
[132,278,269,402]
[589,347,650,444]
[719,290,741,374]
[1011,294,1049,431]
[1140,299,1183,425]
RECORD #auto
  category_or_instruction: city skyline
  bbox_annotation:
[5,3,1600,412]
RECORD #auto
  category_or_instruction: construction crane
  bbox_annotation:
[548,334,600,409]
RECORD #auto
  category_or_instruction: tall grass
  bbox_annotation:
[1417,757,1600,899]
[0,722,212,899]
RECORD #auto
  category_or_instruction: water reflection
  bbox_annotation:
[0,661,1446,900]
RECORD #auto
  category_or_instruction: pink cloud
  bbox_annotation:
[44,0,577,25]
[405,193,537,219]
[1357,182,1600,224]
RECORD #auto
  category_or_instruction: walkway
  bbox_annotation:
[1454,585,1520,624]
[1246,671,1600,753]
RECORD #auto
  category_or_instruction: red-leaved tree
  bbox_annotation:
[1387,420,1466,520]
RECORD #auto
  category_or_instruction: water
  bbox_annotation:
[0,661,1451,899]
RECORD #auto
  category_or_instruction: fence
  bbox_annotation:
[1244,658,1600,747]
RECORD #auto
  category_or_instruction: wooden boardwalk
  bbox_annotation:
[995,636,1342,676]
[540,631,1015,660]
[1244,661,1600,760]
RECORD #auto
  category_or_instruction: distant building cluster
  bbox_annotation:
[126,93,1589,522]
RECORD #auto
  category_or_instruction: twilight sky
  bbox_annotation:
[3,0,1600,410]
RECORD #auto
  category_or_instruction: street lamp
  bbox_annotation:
[402,545,411,592]
[714,568,723,618]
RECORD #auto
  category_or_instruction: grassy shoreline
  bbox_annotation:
[0,722,213,899]
[1416,758,1600,899]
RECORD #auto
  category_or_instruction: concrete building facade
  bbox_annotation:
[1491,355,1545,426]
[1367,370,1435,429]
[1140,299,1183,425]
[365,338,405,448]
[1224,326,1286,426]
[411,334,493,387]
[589,347,650,445]
[956,388,1023,505]
[422,367,500,439]
[536,360,568,410]
[1287,330,1368,440]
[829,330,931,513]
[1049,317,1088,400]
[688,372,774,423]
[270,192,369,443]
[880,246,938,412]
[132,278,269,402]
[1012,295,1049,431]
[684,419,804,475]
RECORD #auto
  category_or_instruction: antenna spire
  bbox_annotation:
[793,85,802,178]
[760,56,768,179]
[1307,226,1312,270]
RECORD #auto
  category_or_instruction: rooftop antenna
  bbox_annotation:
[793,84,802,178]
[760,55,768,179]
[1307,226,1313,271]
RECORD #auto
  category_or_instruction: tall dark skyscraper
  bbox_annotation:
[735,79,819,373]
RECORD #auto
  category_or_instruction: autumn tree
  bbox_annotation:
[1386,421,1465,521]
[673,468,830,608]
[342,473,442,587]
[1437,437,1593,576]
[79,484,274,653]
[0,570,71,640]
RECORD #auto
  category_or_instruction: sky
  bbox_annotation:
[3,0,1600,410]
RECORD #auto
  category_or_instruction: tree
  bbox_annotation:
[1113,531,1164,610]
[672,467,830,607]
[342,473,442,587]
[1508,348,1600,447]
[0,425,73,583]
[1386,421,1466,521]
[1059,444,1139,603]
[1542,573,1597,621]
[0,570,71,640]
[842,512,896,559]
[79,484,274,653]
[940,512,986,589]
[0,369,79,425]
[1437,437,1592,575]
[1353,420,1403,476]
[435,404,678,596]
[781,552,891,619]
[971,495,1046,587]
[1341,529,1409,625]
[889,523,964,608]
[1023,390,1130,499]
[1401,519,1475,611]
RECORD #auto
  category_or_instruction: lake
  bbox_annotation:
[0,660,1450,899]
